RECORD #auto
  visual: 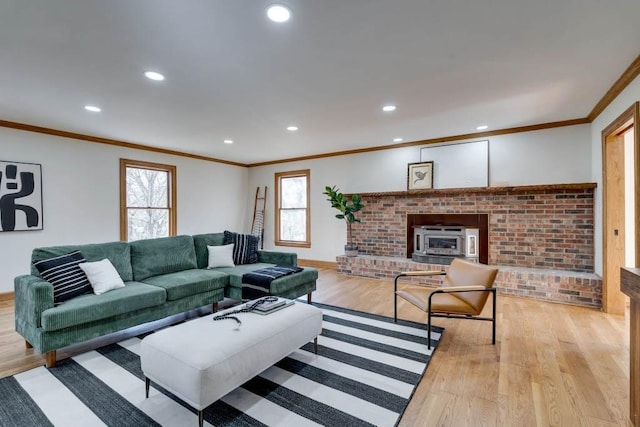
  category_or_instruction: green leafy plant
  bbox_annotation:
[323,185,365,247]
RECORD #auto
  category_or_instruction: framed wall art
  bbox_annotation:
[0,160,43,232]
[407,161,434,190]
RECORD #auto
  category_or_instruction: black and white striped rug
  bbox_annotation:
[0,302,443,427]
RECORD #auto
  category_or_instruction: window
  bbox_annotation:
[120,159,176,242]
[275,169,310,247]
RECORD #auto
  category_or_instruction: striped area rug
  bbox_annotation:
[0,302,443,427]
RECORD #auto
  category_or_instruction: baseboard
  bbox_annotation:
[298,259,337,269]
[0,292,14,302]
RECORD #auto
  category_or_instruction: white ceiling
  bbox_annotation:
[2,1,639,165]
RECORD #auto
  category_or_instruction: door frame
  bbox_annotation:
[601,101,639,313]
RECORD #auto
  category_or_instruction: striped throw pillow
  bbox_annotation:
[223,231,259,265]
[33,250,92,304]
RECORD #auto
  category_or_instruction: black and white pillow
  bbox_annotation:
[33,250,93,304]
[223,231,259,265]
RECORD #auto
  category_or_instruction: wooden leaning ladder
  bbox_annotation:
[252,186,267,249]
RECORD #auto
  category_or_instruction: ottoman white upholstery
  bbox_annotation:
[140,300,323,426]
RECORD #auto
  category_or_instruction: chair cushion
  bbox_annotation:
[396,288,478,315]
[41,282,166,331]
[444,259,499,313]
[141,269,228,301]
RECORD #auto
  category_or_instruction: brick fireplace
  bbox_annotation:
[336,183,602,308]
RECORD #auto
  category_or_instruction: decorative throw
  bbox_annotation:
[241,265,303,299]
[33,250,92,305]
[223,231,259,265]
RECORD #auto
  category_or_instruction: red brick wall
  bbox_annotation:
[351,187,595,273]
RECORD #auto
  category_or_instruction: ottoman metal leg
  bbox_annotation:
[145,377,150,398]
[314,337,318,354]
[198,410,204,427]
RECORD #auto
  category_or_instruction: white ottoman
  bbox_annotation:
[140,300,323,427]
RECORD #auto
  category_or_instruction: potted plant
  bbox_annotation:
[323,185,365,256]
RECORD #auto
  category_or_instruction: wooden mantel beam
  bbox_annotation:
[352,182,597,198]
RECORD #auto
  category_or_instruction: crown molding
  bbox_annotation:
[588,53,640,121]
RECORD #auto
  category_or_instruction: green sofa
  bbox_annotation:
[14,233,318,367]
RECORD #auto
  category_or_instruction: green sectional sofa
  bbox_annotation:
[14,233,317,367]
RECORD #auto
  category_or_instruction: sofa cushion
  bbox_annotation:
[223,231,259,265]
[212,263,275,289]
[41,282,166,332]
[79,258,126,295]
[213,264,317,295]
[141,269,229,301]
[130,235,197,281]
[31,241,133,281]
[33,251,92,305]
[207,244,235,268]
[192,233,226,269]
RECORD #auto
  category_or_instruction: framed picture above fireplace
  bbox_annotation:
[407,161,434,190]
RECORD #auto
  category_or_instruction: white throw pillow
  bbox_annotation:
[207,244,236,268]
[79,259,126,295]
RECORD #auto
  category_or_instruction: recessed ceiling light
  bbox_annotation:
[84,105,101,112]
[476,125,488,130]
[393,138,403,142]
[287,126,298,131]
[145,71,165,81]
[267,4,291,22]
[223,139,233,144]
[382,105,396,112]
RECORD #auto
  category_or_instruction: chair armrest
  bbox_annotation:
[398,270,446,277]
[432,285,494,293]
[257,250,297,266]
[394,270,446,292]
[14,275,54,328]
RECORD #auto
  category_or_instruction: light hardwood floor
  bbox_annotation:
[0,268,632,426]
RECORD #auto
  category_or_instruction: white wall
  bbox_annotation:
[248,124,592,262]
[591,74,640,275]
[0,127,248,293]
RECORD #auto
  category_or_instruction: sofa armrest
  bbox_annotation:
[257,250,297,266]
[14,275,54,328]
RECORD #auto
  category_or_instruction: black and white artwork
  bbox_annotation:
[0,160,43,232]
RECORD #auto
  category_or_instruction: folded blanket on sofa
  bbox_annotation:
[242,265,303,300]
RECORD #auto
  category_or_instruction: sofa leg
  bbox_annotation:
[212,302,218,313]
[307,293,312,304]
[44,351,56,368]
[25,340,33,349]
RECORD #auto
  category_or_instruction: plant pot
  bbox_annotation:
[344,244,359,257]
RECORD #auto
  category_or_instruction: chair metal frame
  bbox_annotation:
[394,271,497,349]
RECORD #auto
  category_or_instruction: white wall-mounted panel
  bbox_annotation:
[420,140,489,188]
